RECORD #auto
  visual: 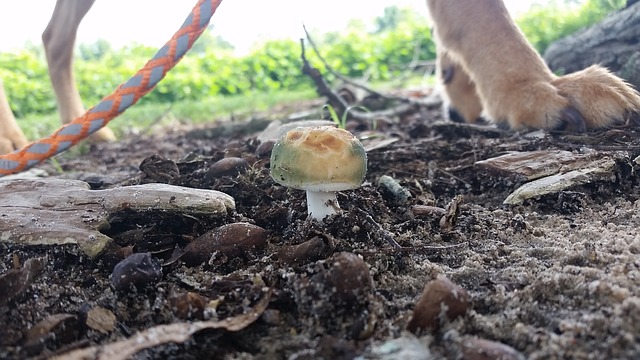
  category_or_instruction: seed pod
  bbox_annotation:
[276,236,331,265]
[407,276,470,334]
[182,222,268,266]
[205,157,249,179]
[170,292,207,320]
[325,252,374,305]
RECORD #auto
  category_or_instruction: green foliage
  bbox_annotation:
[323,104,372,129]
[320,21,434,82]
[323,104,343,128]
[190,25,235,54]
[0,1,623,119]
[374,6,419,33]
[516,0,626,53]
[0,12,434,118]
[78,38,113,61]
[0,50,55,117]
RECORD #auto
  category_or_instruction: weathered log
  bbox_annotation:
[473,150,629,205]
[0,179,235,257]
[543,2,640,88]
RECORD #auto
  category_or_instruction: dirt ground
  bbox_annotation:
[1,95,639,360]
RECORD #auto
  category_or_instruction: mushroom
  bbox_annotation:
[270,126,367,221]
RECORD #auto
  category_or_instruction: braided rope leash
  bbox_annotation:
[0,0,223,177]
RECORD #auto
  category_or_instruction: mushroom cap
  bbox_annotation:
[270,126,367,192]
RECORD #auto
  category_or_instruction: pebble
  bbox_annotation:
[363,335,433,360]
[110,252,163,291]
[85,306,117,334]
[378,175,411,204]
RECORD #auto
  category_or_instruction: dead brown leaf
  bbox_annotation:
[50,288,272,360]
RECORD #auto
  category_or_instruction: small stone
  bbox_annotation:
[261,309,282,325]
[407,276,470,334]
[256,141,275,157]
[378,175,411,205]
[110,253,163,291]
[369,335,433,360]
[85,306,117,334]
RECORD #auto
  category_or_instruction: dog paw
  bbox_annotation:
[485,65,640,132]
[438,51,484,124]
[0,128,29,154]
[551,65,640,130]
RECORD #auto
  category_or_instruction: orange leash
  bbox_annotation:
[0,0,223,176]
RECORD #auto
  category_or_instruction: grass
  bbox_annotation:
[14,71,433,161]
[17,87,319,142]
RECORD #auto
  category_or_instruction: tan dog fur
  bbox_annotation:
[0,0,114,155]
[436,50,482,124]
[428,0,640,131]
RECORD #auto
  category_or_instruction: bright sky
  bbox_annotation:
[0,1,538,54]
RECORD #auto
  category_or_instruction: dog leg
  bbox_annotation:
[0,81,29,154]
[427,0,640,131]
[436,48,483,124]
[43,0,116,142]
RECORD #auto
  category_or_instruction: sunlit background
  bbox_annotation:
[0,0,625,146]
[0,0,537,53]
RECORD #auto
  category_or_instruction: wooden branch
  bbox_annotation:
[300,38,349,114]
[0,179,235,257]
[302,24,439,109]
[299,37,438,124]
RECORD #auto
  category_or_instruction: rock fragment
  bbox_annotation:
[110,253,162,291]
[85,306,117,334]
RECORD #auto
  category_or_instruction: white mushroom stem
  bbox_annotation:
[306,190,340,221]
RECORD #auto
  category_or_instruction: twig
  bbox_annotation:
[300,38,422,122]
[302,24,440,109]
[300,38,349,114]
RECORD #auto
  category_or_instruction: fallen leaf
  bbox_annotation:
[23,314,79,354]
[0,257,47,306]
[51,288,272,360]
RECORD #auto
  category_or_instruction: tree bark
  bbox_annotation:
[543,2,640,88]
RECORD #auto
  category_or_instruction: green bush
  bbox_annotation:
[0,51,55,117]
[516,0,626,53]
[0,1,624,118]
